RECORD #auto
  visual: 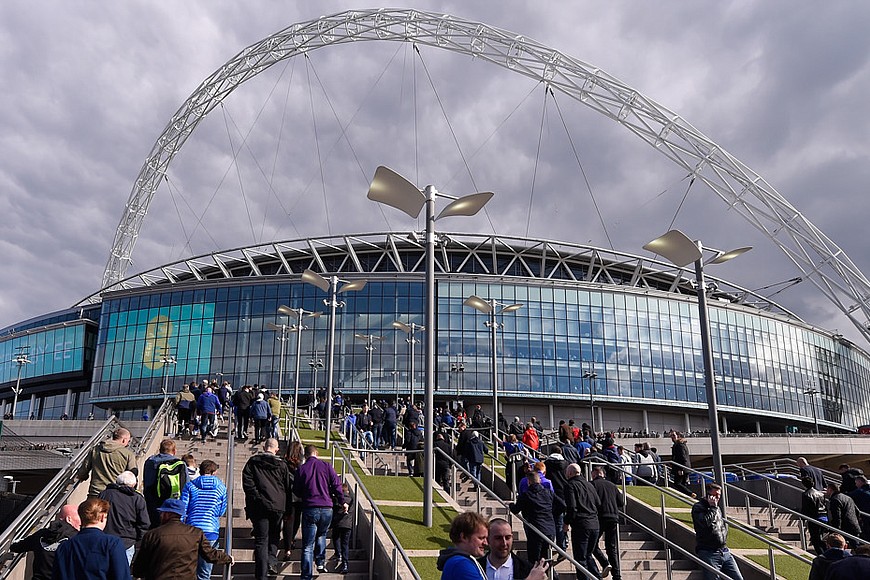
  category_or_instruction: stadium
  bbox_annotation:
[2,9,870,436]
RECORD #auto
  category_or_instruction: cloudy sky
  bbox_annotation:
[2,1,869,344]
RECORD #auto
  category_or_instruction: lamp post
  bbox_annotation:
[277,306,321,420]
[644,229,750,511]
[451,356,465,398]
[463,296,523,459]
[804,387,820,434]
[309,354,324,409]
[368,165,493,527]
[301,269,366,447]
[266,322,290,405]
[354,333,383,405]
[391,321,424,405]
[11,346,32,419]
[159,348,177,403]
[582,370,598,436]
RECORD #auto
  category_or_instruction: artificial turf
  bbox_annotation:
[377,504,457,551]
[358,474,435,502]
[410,557,441,580]
[626,485,695,509]
[746,554,811,580]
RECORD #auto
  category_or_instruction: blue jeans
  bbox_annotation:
[197,538,218,580]
[696,548,744,580]
[200,413,215,441]
[301,507,333,580]
[125,544,135,565]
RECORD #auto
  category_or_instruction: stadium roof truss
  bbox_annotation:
[86,232,801,321]
[101,8,870,342]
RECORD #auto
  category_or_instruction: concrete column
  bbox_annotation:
[597,406,604,433]
[721,414,728,434]
[28,394,37,419]
[755,421,761,435]
[642,409,649,435]
[146,405,154,419]
[548,404,554,431]
[684,413,691,434]
[63,388,73,416]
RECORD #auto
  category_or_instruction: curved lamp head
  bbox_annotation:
[278,305,298,318]
[301,269,330,292]
[265,322,285,332]
[499,303,524,314]
[392,321,411,333]
[709,246,752,265]
[367,166,426,219]
[643,230,701,268]
[435,192,493,220]
[463,295,493,314]
[339,279,367,293]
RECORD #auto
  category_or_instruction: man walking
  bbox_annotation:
[77,428,137,497]
[196,385,221,441]
[436,511,489,579]
[243,438,290,579]
[293,444,345,579]
[131,498,232,580]
[477,517,549,580]
[143,438,187,528]
[98,471,150,563]
[691,483,744,580]
[10,504,80,580]
[53,498,131,580]
[232,384,255,439]
[826,482,862,546]
[563,463,601,579]
[181,459,228,580]
[591,465,624,580]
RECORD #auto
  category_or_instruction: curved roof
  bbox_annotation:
[82,232,800,320]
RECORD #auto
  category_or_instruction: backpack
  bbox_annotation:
[156,459,186,500]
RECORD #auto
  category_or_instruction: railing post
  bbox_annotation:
[353,482,360,550]
[767,543,776,579]
[392,546,399,580]
[798,518,807,552]
[745,492,752,525]
[765,479,774,530]
[369,507,376,580]
[661,494,673,580]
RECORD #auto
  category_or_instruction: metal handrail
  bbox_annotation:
[330,443,422,580]
[222,406,235,580]
[0,399,174,579]
[433,446,598,580]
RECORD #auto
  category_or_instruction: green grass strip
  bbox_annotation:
[358,475,433,502]
[746,554,810,580]
[410,556,441,580]
[626,486,694,509]
[378,504,458,551]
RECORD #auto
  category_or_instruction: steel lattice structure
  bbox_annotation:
[86,231,802,322]
[103,8,870,343]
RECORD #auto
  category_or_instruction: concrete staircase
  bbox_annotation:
[177,423,368,579]
[449,468,706,579]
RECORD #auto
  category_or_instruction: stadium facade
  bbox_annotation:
[2,232,868,433]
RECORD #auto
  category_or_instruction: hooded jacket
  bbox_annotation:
[436,546,486,579]
[98,483,150,548]
[242,452,290,518]
[544,454,569,498]
[10,519,78,580]
[181,474,228,541]
[249,398,271,420]
[510,482,564,537]
[79,439,137,496]
[808,547,850,580]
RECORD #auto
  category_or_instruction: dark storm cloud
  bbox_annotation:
[1,0,869,345]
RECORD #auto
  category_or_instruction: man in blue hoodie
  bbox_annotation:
[436,511,489,579]
[196,386,221,442]
[181,459,228,580]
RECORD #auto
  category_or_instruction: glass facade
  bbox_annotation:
[86,276,870,430]
[0,323,93,385]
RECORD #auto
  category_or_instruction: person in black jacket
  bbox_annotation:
[243,438,291,579]
[808,532,849,580]
[826,543,870,579]
[838,463,864,493]
[477,518,549,580]
[233,385,255,439]
[544,448,570,550]
[591,465,624,580]
[330,482,355,574]
[10,504,80,580]
[826,482,862,547]
[849,475,870,541]
[510,471,565,563]
[800,477,828,554]
[368,402,385,449]
[562,463,601,579]
[404,421,423,476]
[434,432,453,489]
[691,483,743,580]
[98,471,151,563]
[670,432,693,497]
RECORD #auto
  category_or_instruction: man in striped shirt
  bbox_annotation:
[180,460,228,580]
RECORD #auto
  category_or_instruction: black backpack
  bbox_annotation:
[156,459,186,500]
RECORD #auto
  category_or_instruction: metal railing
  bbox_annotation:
[0,399,173,579]
[222,407,236,580]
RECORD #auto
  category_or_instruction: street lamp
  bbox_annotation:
[159,348,177,403]
[308,354,324,410]
[804,387,820,434]
[463,296,522,459]
[644,229,750,510]
[354,333,383,405]
[582,370,598,436]
[368,165,493,528]
[266,322,291,405]
[276,306,321,420]
[451,356,465,398]
[391,321,425,406]
[11,346,32,419]
[301,268,367,447]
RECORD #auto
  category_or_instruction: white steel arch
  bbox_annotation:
[103,8,870,343]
